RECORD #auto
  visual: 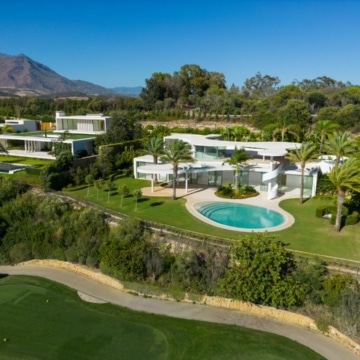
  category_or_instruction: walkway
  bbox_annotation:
[0,263,358,360]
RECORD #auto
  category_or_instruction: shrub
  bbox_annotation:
[315,205,336,218]
[315,316,330,334]
[345,211,359,226]
[216,183,259,199]
[216,183,234,198]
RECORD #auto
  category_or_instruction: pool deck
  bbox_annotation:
[141,185,298,232]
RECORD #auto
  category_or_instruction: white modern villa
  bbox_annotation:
[0,111,108,159]
[134,133,321,200]
[55,111,111,135]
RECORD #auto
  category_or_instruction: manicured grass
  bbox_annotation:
[0,275,325,360]
[277,198,360,262]
[0,155,51,167]
[0,155,51,185]
[65,177,360,262]
[15,131,95,139]
[65,176,241,241]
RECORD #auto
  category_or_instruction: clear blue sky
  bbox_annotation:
[1,0,359,89]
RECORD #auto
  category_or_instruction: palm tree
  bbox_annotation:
[0,143,8,155]
[159,139,194,200]
[221,127,232,141]
[0,124,14,134]
[286,143,317,204]
[231,126,247,142]
[328,157,360,232]
[323,131,354,166]
[313,120,339,155]
[223,147,252,190]
[272,122,300,142]
[143,137,164,183]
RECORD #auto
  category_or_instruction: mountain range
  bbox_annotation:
[0,53,141,97]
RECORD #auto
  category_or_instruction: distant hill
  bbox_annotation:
[111,86,142,97]
[0,53,117,97]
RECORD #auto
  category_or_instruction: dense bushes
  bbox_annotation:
[216,183,259,199]
[316,203,359,227]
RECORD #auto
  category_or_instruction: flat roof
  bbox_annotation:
[164,133,301,157]
[56,114,110,120]
[0,134,94,143]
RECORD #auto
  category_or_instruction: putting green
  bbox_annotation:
[0,275,325,360]
[0,276,167,359]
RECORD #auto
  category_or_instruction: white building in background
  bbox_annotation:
[55,111,111,135]
[0,119,39,132]
[0,111,109,159]
[134,133,321,200]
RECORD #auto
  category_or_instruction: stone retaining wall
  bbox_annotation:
[23,259,360,356]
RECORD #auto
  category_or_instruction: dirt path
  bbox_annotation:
[1,263,359,360]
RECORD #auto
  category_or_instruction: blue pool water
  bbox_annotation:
[195,202,285,229]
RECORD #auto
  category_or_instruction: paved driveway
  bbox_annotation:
[0,263,359,360]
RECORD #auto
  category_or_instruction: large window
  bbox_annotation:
[194,146,226,160]
[208,171,222,186]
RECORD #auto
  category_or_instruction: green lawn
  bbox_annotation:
[0,155,51,185]
[65,176,360,263]
[14,131,95,139]
[0,275,325,360]
[65,176,242,241]
[277,198,360,262]
[0,155,51,167]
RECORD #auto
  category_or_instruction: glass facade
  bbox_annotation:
[194,146,227,160]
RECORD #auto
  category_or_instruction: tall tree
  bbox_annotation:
[323,131,354,166]
[242,72,280,97]
[139,72,172,110]
[143,137,164,183]
[286,143,317,204]
[160,139,194,200]
[272,119,300,142]
[0,142,8,154]
[313,120,339,155]
[279,99,311,129]
[222,147,251,190]
[327,157,360,232]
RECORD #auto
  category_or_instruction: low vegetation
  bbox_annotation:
[216,182,259,199]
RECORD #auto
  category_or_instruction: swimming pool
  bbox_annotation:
[195,201,285,230]
[0,162,28,174]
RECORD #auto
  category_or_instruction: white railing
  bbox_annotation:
[262,165,282,200]
[268,183,278,200]
[262,167,279,182]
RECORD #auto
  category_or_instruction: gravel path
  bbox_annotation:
[1,263,359,360]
